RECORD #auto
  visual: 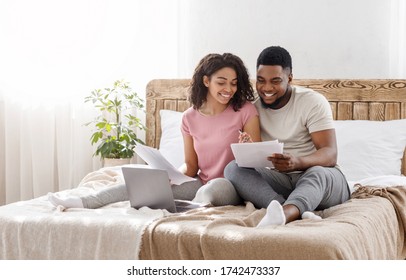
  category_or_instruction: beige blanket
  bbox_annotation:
[140,185,406,260]
[351,184,406,258]
[0,166,168,260]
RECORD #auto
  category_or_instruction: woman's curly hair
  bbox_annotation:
[189,53,254,111]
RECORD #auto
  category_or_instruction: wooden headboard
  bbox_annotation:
[145,79,406,174]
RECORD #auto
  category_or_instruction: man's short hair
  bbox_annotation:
[256,46,292,72]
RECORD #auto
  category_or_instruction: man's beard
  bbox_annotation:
[259,87,289,109]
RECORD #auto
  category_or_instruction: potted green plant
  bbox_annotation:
[84,79,146,166]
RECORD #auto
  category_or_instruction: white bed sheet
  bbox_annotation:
[0,165,169,260]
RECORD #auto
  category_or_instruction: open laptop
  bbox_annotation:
[122,165,207,213]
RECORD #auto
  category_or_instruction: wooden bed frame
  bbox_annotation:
[146,79,406,175]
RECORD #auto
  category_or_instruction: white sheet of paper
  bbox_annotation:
[231,140,284,168]
[135,144,196,185]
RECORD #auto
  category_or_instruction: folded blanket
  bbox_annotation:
[351,184,406,258]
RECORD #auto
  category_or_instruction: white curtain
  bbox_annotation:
[0,0,179,205]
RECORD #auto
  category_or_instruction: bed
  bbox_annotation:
[1,79,406,260]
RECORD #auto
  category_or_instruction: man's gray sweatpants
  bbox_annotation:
[224,160,350,214]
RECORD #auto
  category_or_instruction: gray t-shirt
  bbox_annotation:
[254,85,334,158]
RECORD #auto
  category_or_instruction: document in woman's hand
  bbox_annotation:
[135,143,196,185]
[230,140,284,168]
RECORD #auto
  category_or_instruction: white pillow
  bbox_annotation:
[334,119,406,181]
[347,175,406,193]
[158,110,184,168]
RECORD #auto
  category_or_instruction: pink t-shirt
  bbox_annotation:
[181,102,258,184]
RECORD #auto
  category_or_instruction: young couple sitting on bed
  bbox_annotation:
[49,46,350,226]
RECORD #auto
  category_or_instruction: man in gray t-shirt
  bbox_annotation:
[224,46,350,226]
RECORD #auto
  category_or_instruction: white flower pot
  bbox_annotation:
[103,158,131,167]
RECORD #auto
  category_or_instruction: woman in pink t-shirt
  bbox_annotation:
[179,53,260,206]
[48,53,260,209]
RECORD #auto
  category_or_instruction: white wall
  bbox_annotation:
[390,0,406,78]
[3,0,402,98]
[177,0,405,79]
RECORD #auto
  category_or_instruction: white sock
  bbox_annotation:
[301,211,322,220]
[48,193,84,208]
[257,200,286,227]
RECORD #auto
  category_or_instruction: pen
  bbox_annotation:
[238,129,250,143]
